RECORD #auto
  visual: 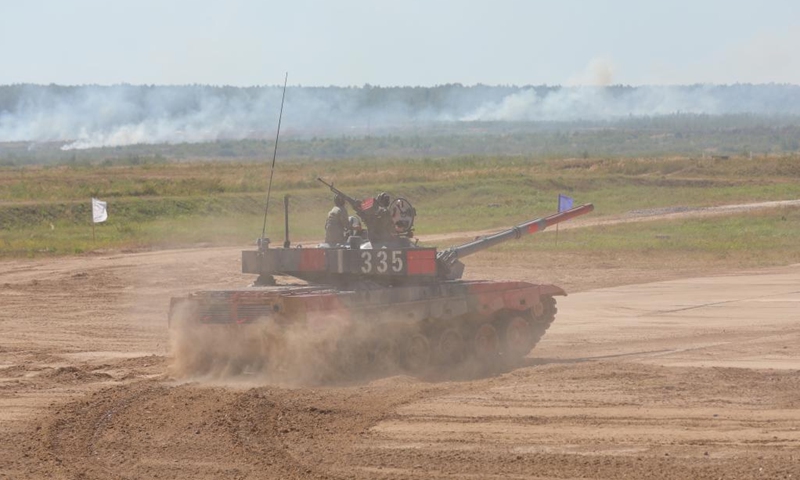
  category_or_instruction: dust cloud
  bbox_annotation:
[168,303,414,386]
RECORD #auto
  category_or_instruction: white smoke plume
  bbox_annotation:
[460,85,729,122]
[567,57,616,87]
[0,83,798,149]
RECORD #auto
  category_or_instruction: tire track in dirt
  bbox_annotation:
[21,377,483,480]
[357,362,800,479]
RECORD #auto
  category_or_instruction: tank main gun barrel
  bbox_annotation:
[437,203,594,273]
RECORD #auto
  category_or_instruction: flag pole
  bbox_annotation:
[555,195,559,247]
[92,220,96,242]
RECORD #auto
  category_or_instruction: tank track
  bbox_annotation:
[407,295,558,373]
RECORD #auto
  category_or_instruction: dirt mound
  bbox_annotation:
[11,361,800,479]
[13,378,457,479]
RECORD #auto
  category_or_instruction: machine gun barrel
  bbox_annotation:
[317,177,363,212]
[444,203,594,262]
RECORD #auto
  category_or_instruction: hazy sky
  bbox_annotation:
[1,0,798,87]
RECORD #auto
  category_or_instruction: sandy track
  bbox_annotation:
[2,208,800,478]
[365,265,800,479]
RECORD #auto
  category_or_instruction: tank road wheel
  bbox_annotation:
[401,333,431,373]
[531,297,558,345]
[436,328,465,365]
[541,296,558,319]
[502,315,533,363]
[473,323,500,361]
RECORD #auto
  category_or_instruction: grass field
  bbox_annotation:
[1,154,799,266]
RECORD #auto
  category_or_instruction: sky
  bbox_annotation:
[1,0,799,87]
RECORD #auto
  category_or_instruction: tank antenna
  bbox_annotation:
[260,72,289,243]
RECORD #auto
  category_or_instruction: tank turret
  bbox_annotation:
[241,202,593,286]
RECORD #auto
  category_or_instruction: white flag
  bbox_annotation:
[92,198,108,223]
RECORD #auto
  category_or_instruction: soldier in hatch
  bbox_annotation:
[324,195,349,246]
[358,192,397,245]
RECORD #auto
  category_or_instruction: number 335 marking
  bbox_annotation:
[361,250,403,274]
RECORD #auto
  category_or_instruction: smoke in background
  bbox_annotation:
[1,83,799,150]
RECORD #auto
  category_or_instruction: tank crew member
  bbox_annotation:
[359,192,396,245]
[324,195,349,245]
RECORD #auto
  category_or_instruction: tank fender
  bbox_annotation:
[469,281,559,318]
[539,284,567,297]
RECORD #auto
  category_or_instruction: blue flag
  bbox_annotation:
[558,194,574,213]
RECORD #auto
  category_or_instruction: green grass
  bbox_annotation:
[2,155,800,203]
[495,206,800,259]
[1,154,800,260]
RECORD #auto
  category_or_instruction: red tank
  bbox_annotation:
[168,182,593,381]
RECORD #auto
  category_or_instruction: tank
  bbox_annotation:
[168,180,593,380]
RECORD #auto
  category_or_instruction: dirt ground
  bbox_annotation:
[2,205,800,479]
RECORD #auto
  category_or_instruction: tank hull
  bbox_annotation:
[169,280,563,379]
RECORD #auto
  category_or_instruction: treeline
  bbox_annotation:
[2,83,800,120]
[0,83,545,115]
[2,116,799,166]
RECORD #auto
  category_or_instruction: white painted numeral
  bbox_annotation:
[361,251,372,273]
[361,250,404,274]
[376,250,388,273]
[391,250,403,272]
